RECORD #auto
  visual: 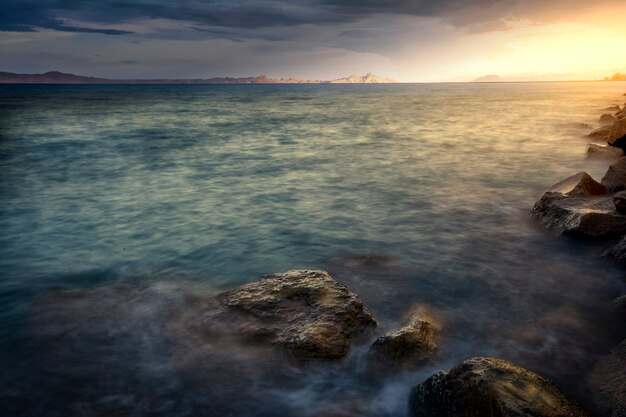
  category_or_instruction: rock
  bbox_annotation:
[368,305,441,371]
[608,118,626,148]
[602,158,626,193]
[532,194,626,238]
[587,143,624,160]
[589,340,626,417]
[531,173,626,238]
[601,113,617,124]
[604,105,621,112]
[614,191,626,213]
[409,357,589,417]
[588,125,612,139]
[189,270,377,360]
[547,172,607,197]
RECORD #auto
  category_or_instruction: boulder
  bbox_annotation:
[546,172,607,197]
[190,270,377,360]
[600,113,617,124]
[588,125,612,139]
[614,191,626,213]
[602,158,626,193]
[368,305,441,371]
[409,357,589,417]
[586,144,624,160]
[608,118,626,148]
[531,173,626,238]
[532,194,626,238]
[588,340,626,417]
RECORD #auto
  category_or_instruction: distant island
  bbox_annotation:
[471,75,502,83]
[472,71,626,82]
[0,71,396,84]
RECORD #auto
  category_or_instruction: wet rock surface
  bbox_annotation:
[409,357,589,417]
[368,305,441,371]
[589,340,626,417]
[181,270,377,360]
[533,194,626,238]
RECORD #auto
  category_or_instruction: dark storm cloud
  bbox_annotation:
[0,0,619,36]
[0,0,133,34]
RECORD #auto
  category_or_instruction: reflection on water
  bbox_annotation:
[1,82,625,416]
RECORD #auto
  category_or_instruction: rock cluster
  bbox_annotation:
[586,102,626,160]
[533,90,626,417]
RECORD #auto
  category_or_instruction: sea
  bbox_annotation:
[1,82,625,417]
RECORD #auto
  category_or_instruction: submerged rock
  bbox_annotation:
[187,270,377,360]
[602,158,626,193]
[368,305,441,371]
[589,340,626,417]
[587,143,624,160]
[409,357,589,417]
[531,172,626,238]
[608,118,626,148]
[601,113,617,124]
[588,125,612,139]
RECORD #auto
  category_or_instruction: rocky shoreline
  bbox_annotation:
[527,91,626,417]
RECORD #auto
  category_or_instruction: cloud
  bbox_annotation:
[0,0,133,34]
[3,0,623,38]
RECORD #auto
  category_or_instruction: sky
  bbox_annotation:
[0,0,625,82]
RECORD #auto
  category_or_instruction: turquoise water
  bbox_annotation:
[1,83,625,416]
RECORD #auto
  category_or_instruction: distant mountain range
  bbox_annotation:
[0,71,396,84]
[472,72,626,82]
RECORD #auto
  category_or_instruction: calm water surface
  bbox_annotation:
[1,82,625,416]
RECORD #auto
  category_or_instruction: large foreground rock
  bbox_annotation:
[588,340,626,417]
[608,118,626,148]
[602,158,626,193]
[409,357,589,417]
[368,305,441,371]
[531,172,626,238]
[187,270,377,360]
